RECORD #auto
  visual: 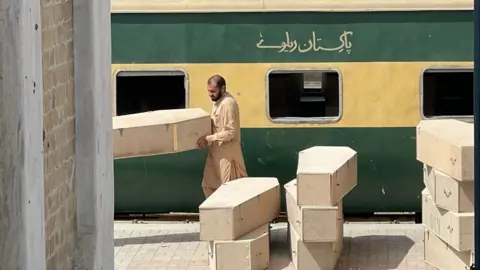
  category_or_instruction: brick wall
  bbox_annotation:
[41,0,77,269]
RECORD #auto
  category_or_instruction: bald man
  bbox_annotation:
[197,75,248,198]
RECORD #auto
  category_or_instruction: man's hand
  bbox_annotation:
[197,136,208,149]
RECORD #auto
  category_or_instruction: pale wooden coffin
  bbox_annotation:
[199,177,280,241]
[285,179,343,242]
[289,216,343,270]
[113,108,211,159]
[208,223,270,270]
[296,146,357,206]
[424,228,474,269]
[424,164,474,213]
[421,188,473,251]
[416,119,474,181]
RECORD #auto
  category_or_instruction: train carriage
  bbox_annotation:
[111,0,474,215]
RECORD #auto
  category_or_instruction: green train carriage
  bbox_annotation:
[110,0,474,214]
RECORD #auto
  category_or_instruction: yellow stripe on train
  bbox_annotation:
[111,62,472,128]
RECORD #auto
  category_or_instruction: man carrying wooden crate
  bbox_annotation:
[197,75,248,198]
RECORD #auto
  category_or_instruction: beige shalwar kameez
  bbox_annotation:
[202,92,248,198]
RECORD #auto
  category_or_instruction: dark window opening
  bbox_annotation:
[422,69,473,118]
[268,70,340,120]
[115,72,186,116]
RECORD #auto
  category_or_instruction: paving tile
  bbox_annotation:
[114,221,433,270]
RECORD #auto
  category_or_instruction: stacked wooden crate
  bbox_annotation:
[416,119,475,269]
[285,146,358,270]
[113,108,211,159]
[198,177,281,270]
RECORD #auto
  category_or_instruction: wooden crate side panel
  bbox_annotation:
[297,240,339,270]
[456,214,474,250]
[458,182,475,213]
[289,221,342,270]
[175,116,212,152]
[333,200,344,260]
[214,241,250,270]
[209,224,270,270]
[332,153,358,205]
[285,180,304,239]
[460,146,475,181]
[114,124,173,158]
[297,173,333,206]
[303,206,339,242]
[200,208,234,241]
[433,166,474,213]
[208,242,215,270]
[285,179,340,242]
[289,223,299,270]
[248,229,270,270]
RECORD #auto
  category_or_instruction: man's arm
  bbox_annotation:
[206,102,237,143]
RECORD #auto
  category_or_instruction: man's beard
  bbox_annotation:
[211,91,224,101]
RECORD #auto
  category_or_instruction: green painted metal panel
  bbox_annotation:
[114,127,422,214]
[111,11,473,64]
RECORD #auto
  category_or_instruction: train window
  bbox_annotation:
[267,69,342,123]
[115,70,188,116]
[421,68,473,119]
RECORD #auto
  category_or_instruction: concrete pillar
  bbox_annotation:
[0,0,46,269]
[73,0,115,267]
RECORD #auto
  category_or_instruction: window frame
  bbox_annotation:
[113,68,189,116]
[265,67,343,124]
[420,66,474,121]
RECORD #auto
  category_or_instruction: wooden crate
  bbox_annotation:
[296,146,357,206]
[423,164,474,213]
[113,108,211,159]
[424,228,473,269]
[199,177,280,241]
[285,179,343,242]
[288,216,343,270]
[208,223,270,270]
[421,188,473,252]
[416,119,474,181]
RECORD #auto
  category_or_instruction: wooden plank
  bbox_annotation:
[296,146,357,206]
[424,164,474,213]
[199,177,280,241]
[113,108,211,159]
[416,119,474,181]
[208,223,270,270]
[421,188,473,252]
[289,216,343,270]
[424,228,473,269]
[285,179,343,242]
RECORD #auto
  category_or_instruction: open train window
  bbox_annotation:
[421,68,473,119]
[267,69,342,123]
[115,70,188,116]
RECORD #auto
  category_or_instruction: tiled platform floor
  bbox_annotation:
[114,221,436,270]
